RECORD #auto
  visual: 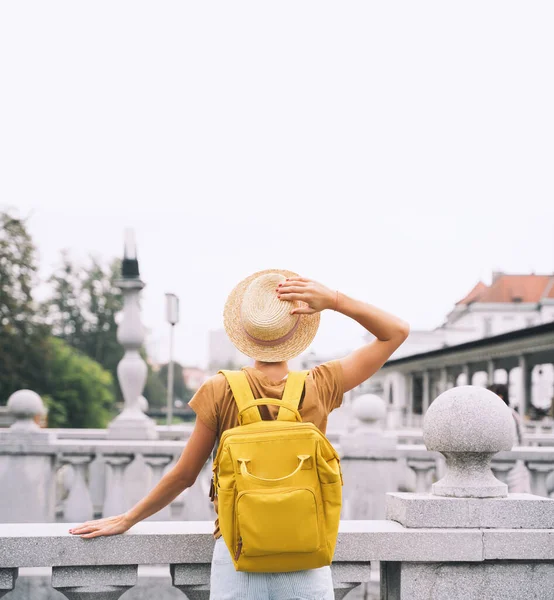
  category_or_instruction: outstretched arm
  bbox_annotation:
[278,277,409,392]
[69,418,217,538]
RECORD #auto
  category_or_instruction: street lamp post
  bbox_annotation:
[165,293,180,427]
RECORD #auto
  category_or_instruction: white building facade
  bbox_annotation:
[369,273,554,427]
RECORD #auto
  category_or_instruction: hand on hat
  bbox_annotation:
[276,277,336,315]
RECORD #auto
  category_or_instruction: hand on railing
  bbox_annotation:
[68,513,134,539]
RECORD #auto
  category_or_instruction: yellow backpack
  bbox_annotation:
[212,369,343,573]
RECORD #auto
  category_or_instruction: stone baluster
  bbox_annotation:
[171,563,211,599]
[0,569,18,598]
[52,565,137,600]
[102,453,134,517]
[340,393,398,520]
[406,457,436,493]
[107,230,157,441]
[143,453,174,520]
[526,462,554,497]
[490,459,517,485]
[60,453,96,522]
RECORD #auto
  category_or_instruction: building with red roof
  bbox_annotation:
[392,272,554,360]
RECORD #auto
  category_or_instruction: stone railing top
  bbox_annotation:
[0,438,186,456]
[1,520,554,569]
[47,425,193,441]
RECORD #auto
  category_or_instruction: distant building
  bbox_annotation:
[367,272,554,427]
[182,367,209,391]
[391,272,554,359]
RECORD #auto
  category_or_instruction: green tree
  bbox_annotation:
[0,210,50,403]
[44,255,124,396]
[0,211,123,428]
[158,362,193,404]
[143,364,168,409]
[42,337,116,428]
[44,254,168,410]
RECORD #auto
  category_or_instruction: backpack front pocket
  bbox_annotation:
[236,488,320,557]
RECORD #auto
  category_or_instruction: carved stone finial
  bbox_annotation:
[7,390,46,431]
[351,394,387,431]
[423,385,514,498]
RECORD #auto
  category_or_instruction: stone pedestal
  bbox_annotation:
[381,561,554,600]
[381,385,554,599]
[340,394,398,520]
[0,391,57,523]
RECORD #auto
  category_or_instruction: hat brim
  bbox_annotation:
[223,269,321,362]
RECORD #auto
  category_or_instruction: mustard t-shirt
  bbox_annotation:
[188,360,344,537]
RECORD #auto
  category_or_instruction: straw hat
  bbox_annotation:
[223,269,320,362]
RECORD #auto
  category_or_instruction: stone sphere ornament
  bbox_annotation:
[423,385,514,498]
[7,389,46,430]
[351,394,386,427]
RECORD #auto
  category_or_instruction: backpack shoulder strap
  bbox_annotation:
[219,370,261,425]
[277,370,309,422]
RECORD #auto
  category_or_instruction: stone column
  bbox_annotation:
[438,368,448,394]
[107,230,158,441]
[462,364,472,385]
[422,371,431,414]
[60,453,96,522]
[384,385,554,599]
[519,355,532,418]
[406,373,415,428]
[52,565,137,600]
[487,359,496,385]
[340,394,398,520]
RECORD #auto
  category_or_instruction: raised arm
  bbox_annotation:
[69,418,217,538]
[278,277,409,392]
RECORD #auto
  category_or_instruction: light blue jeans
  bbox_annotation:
[210,537,335,600]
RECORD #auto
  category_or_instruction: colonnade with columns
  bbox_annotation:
[371,325,554,429]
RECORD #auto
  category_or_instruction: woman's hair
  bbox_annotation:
[487,383,509,406]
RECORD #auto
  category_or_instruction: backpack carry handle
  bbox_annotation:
[238,399,302,424]
[238,454,312,483]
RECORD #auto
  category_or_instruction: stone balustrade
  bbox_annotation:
[3,389,554,529]
[0,435,212,524]
[3,384,554,598]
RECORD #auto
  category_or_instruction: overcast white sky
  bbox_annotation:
[1,2,553,368]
